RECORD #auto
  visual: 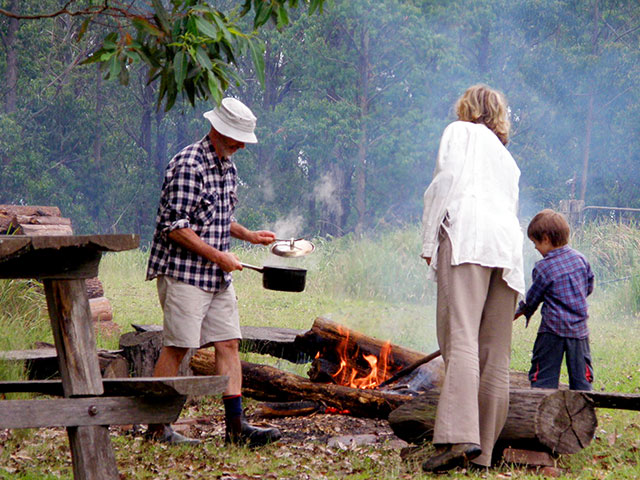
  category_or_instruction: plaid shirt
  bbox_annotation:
[146,135,237,292]
[516,245,594,338]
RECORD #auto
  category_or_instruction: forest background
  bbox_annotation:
[1,0,639,242]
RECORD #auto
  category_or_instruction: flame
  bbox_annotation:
[322,326,394,390]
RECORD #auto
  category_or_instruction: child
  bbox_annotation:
[515,209,595,391]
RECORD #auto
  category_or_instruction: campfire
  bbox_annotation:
[315,325,395,390]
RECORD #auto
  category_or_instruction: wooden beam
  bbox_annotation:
[0,396,186,429]
[0,376,229,397]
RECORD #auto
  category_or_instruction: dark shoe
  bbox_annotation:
[422,443,482,473]
[225,416,282,448]
[144,425,201,445]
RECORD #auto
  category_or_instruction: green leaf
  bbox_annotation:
[254,1,272,29]
[195,46,213,70]
[76,19,90,42]
[207,71,223,105]
[108,55,121,79]
[132,18,165,37]
[248,39,265,87]
[151,0,171,34]
[174,50,188,90]
[184,80,196,106]
[309,0,323,15]
[80,48,111,65]
[194,17,220,41]
[103,32,118,50]
[276,5,289,29]
[210,14,233,45]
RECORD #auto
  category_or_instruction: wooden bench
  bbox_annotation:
[0,234,229,480]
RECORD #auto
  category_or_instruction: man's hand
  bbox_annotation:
[216,251,243,272]
[250,230,276,245]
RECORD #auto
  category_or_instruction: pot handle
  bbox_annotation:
[240,262,264,273]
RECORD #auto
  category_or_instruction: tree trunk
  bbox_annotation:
[354,28,370,235]
[389,388,597,454]
[1,0,19,114]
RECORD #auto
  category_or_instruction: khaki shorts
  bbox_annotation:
[157,275,241,348]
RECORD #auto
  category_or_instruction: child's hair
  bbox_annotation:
[527,209,570,247]
[455,84,510,145]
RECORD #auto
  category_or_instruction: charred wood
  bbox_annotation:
[254,400,321,418]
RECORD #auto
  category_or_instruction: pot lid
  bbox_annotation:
[270,238,315,257]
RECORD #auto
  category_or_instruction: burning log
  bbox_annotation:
[388,388,598,454]
[190,349,413,418]
[295,317,440,388]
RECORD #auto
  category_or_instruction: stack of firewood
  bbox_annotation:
[0,204,117,338]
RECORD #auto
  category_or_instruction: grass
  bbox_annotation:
[1,222,640,478]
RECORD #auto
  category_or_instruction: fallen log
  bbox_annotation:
[130,325,309,363]
[388,388,598,454]
[190,349,412,418]
[190,348,598,454]
[294,317,426,369]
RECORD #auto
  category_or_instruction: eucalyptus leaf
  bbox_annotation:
[174,50,188,90]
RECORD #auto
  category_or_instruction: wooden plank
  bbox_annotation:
[0,247,102,279]
[15,214,72,225]
[0,205,62,217]
[0,234,139,279]
[45,279,104,396]
[0,396,186,429]
[0,376,229,397]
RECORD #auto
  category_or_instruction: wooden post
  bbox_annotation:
[44,278,119,480]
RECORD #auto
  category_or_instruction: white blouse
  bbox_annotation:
[421,121,525,296]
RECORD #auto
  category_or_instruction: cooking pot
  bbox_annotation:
[241,263,306,292]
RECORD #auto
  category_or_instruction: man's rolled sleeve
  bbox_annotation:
[159,162,203,236]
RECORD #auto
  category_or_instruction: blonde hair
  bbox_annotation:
[527,209,570,247]
[455,84,511,145]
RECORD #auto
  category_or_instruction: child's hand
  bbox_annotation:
[514,312,523,321]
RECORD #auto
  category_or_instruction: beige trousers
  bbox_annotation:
[433,230,518,467]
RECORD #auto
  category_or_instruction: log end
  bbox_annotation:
[536,390,597,454]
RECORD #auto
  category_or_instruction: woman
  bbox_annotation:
[421,84,525,472]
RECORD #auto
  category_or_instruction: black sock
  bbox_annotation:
[223,394,243,420]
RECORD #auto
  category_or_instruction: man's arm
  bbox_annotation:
[168,228,242,272]
[230,222,276,245]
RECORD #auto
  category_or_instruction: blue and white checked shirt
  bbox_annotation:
[516,245,594,338]
[146,135,237,293]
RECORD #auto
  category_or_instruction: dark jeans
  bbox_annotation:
[529,332,594,391]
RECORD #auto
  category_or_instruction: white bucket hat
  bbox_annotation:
[203,97,258,144]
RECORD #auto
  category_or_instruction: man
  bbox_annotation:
[145,97,282,447]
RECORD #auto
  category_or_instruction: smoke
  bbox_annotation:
[313,172,342,218]
[271,213,304,239]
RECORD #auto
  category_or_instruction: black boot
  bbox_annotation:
[225,415,281,448]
